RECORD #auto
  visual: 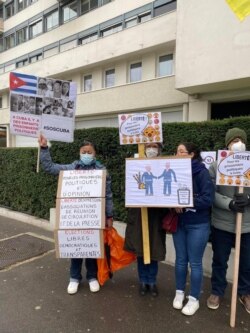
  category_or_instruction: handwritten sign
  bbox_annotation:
[55,229,104,258]
[201,151,216,169]
[56,198,105,229]
[118,112,162,145]
[216,150,250,187]
[9,72,77,142]
[125,157,193,207]
[57,170,106,198]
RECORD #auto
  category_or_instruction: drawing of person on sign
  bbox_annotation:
[158,161,177,196]
[141,165,157,196]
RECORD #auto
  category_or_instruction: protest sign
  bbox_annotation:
[56,169,106,198]
[201,151,216,169]
[216,150,250,187]
[54,229,104,258]
[56,198,105,229]
[9,72,77,142]
[125,157,193,207]
[118,112,162,145]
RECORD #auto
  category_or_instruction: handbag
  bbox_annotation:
[162,209,178,233]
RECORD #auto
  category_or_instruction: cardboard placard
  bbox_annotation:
[125,156,193,207]
[57,169,106,198]
[56,198,105,229]
[54,229,104,258]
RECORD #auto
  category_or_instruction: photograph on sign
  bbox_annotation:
[216,150,250,187]
[118,112,162,145]
[9,72,77,142]
[57,169,106,198]
[55,229,104,258]
[56,198,105,229]
[201,151,216,169]
[125,157,193,207]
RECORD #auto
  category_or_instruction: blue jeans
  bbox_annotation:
[210,227,250,296]
[70,258,97,282]
[172,221,210,299]
[163,181,171,195]
[137,256,158,284]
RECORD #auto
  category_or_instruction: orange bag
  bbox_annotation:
[97,227,136,285]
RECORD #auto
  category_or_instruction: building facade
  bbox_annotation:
[0,0,249,147]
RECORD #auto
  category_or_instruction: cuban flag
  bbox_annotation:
[9,72,37,95]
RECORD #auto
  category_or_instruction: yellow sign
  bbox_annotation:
[226,0,250,21]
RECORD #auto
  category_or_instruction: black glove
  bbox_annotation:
[234,193,250,206]
[229,200,245,213]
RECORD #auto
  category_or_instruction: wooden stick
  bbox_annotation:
[36,145,40,173]
[138,143,150,264]
[230,186,244,328]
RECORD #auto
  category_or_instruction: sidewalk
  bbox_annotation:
[0,215,249,333]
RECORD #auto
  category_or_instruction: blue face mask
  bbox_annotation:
[80,153,95,165]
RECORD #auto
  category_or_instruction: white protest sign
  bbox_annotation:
[118,112,162,145]
[216,150,250,187]
[125,157,193,207]
[55,229,104,258]
[56,198,105,229]
[201,151,216,169]
[9,72,77,142]
[57,170,106,198]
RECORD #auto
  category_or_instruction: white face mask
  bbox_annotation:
[145,148,158,158]
[231,141,246,152]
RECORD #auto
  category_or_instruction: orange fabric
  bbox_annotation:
[97,227,136,285]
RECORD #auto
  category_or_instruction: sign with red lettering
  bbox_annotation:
[9,72,77,142]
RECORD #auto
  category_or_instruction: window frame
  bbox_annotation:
[158,53,174,77]
[45,9,59,32]
[129,62,142,83]
[83,74,93,92]
[62,1,78,23]
[104,68,115,88]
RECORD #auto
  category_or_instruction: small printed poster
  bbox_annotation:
[56,198,105,229]
[125,157,193,207]
[57,170,106,198]
[118,112,162,145]
[9,72,77,142]
[54,229,104,258]
[201,151,216,169]
[216,150,250,187]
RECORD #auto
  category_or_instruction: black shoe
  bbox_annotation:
[149,284,158,297]
[139,283,148,296]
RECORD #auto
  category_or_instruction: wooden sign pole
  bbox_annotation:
[138,143,150,264]
[230,186,244,328]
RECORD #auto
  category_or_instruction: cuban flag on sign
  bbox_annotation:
[9,72,37,95]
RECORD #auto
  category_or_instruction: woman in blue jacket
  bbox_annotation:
[38,134,113,295]
[172,142,214,316]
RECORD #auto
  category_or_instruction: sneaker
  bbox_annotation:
[67,281,79,295]
[89,279,100,293]
[173,290,185,309]
[207,294,220,310]
[149,284,158,297]
[181,296,199,316]
[239,295,250,314]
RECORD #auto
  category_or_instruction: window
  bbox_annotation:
[17,0,28,12]
[0,37,3,52]
[158,54,173,77]
[5,2,15,19]
[44,46,58,58]
[105,69,115,88]
[16,58,28,68]
[101,23,122,37]
[16,27,28,45]
[81,0,98,14]
[154,1,177,17]
[0,96,2,108]
[62,1,78,23]
[60,40,77,52]
[5,33,15,50]
[29,19,43,39]
[130,62,142,83]
[45,10,59,31]
[125,17,137,28]
[84,75,92,92]
[79,32,98,45]
[30,53,42,63]
[138,12,151,23]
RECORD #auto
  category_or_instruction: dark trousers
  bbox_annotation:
[211,227,250,296]
[70,258,98,282]
[137,256,158,284]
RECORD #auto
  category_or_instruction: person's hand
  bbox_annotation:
[234,193,250,206]
[175,208,183,214]
[229,200,245,213]
[38,133,48,148]
[106,217,113,229]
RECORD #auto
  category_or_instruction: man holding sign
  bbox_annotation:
[207,128,250,315]
[38,134,113,295]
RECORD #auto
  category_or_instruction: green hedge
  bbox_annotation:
[0,117,249,221]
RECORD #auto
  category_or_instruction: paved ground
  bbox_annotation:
[0,216,249,333]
